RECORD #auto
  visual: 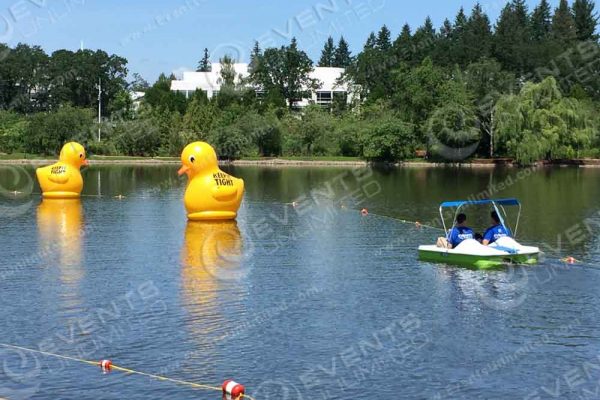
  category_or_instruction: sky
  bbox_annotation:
[0,0,561,83]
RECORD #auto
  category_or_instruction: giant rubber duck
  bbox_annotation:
[178,142,244,221]
[36,142,88,199]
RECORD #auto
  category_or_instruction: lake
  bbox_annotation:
[1,164,600,399]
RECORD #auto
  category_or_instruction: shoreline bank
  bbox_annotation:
[1,157,600,168]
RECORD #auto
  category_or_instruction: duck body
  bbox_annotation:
[36,142,88,199]
[179,142,244,221]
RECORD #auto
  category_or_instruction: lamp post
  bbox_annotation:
[97,78,102,141]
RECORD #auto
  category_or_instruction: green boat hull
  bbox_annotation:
[418,249,538,270]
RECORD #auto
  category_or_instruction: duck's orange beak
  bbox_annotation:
[178,165,190,176]
[83,159,89,166]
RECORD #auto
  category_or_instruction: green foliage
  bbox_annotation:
[197,48,211,72]
[552,0,577,44]
[6,1,600,165]
[318,37,336,67]
[249,38,319,109]
[360,116,416,161]
[334,37,352,68]
[23,106,95,155]
[0,111,29,153]
[144,73,188,114]
[573,0,599,41]
[494,77,597,164]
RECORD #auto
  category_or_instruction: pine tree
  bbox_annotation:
[393,24,413,62]
[318,36,336,67]
[552,0,577,43]
[376,25,392,51]
[333,36,352,68]
[365,32,377,49]
[452,7,469,65]
[454,7,468,36]
[463,3,492,64]
[493,1,532,74]
[573,0,599,41]
[412,17,437,63]
[435,19,454,66]
[530,0,554,69]
[197,48,211,72]
[440,19,453,39]
[531,0,552,40]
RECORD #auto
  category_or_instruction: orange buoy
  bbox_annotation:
[99,359,112,371]
[222,380,245,399]
[563,256,577,264]
[361,208,369,216]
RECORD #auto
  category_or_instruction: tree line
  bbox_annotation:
[1,0,600,164]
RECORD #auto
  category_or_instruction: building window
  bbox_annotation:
[316,91,333,105]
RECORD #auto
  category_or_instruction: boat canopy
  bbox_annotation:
[440,198,520,208]
[439,198,522,238]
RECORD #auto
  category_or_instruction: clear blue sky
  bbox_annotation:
[0,0,560,82]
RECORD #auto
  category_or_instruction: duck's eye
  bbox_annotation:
[79,154,83,158]
[189,156,195,163]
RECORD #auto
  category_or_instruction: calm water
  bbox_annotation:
[1,164,600,399]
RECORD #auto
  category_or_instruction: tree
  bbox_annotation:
[23,106,95,155]
[361,116,416,161]
[0,44,49,112]
[573,0,599,41]
[144,73,188,114]
[318,37,336,67]
[412,17,437,63]
[376,25,392,51]
[493,1,532,74]
[130,73,150,92]
[465,58,516,156]
[494,77,595,163]
[552,0,577,44]
[531,0,552,40]
[434,19,454,65]
[392,57,447,125]
[333,36,352,68]
[462,3,493,64]
[219,55,236,87]
[393,24,413,63]
[249,38,319,109]
[45,49,128,114]
[197,48,211,72]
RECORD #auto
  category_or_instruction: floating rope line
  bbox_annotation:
[0,343,255,400]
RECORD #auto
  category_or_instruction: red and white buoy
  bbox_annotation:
[99,359,112,372]
[222,380,245,399]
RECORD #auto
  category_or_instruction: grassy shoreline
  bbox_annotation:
[1,154,600,168]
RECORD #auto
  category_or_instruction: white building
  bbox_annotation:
[170,63,351,108]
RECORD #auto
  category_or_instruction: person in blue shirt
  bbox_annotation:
[447,213,474,248]
[482,211,511,245]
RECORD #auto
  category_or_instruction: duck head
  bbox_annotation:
[59,142,89,168]
[178,142,218,178]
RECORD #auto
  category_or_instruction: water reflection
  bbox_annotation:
[181,221,245,335]
[37,199,83,281]
[37,199,84,310]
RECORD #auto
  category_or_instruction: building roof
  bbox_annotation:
[170,63,347,93]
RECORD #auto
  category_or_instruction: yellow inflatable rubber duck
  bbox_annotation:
[36,142,88,199]
[178,142,244,221]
